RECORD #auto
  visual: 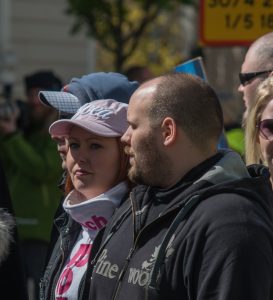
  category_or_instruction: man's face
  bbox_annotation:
[51,135,68,170]
[121,84,171,187]
[238,48,270,119]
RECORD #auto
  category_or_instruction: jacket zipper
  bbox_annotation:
[110,193,138,299]
[111,247,134,300]
[110,192,189,300]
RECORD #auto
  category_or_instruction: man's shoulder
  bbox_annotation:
[191,188,273,230]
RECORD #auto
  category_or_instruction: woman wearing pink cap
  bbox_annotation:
[40,99,130,300]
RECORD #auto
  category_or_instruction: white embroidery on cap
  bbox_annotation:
[73,104,114,120]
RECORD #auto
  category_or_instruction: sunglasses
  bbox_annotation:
[257,119,273,140]
[239,70,272,86]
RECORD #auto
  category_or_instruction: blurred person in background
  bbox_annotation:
[0,208,15,267]
[238,31,273,123]
[125,65,154,84]
[245,76,273,188]
[0,162,28,300]
[40,99,131,300]
[0,70,63,299]
[226,31,273,158]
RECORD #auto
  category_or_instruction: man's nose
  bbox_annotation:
[238,84,244,93]
[121,128,131,145]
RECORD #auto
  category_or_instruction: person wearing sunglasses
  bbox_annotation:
[238,32,273,122]
[245,76,273,187]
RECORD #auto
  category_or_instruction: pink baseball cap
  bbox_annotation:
[49,99,128,137]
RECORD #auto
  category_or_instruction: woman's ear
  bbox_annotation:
[161,117,177,146]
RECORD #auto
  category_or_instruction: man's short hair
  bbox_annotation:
[249,32,273,70]
[149,72,223,148]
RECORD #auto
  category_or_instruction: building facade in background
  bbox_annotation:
[0,0,96,100]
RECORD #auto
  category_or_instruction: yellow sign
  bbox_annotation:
[200,0,273,46]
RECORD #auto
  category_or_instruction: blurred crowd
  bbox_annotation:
[1,31,273,300]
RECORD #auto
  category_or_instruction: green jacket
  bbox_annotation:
[0,130,62,242]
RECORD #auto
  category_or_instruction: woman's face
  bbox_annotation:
[66,126,120,199]
[259,99,273,170]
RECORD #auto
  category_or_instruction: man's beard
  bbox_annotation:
[126,137,171,187]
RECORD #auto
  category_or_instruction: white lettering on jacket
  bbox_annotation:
[127,246,160,287]
[94,240,175,287]
[95,249,119,279]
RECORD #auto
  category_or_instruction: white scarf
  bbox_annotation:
[55,181,129,300]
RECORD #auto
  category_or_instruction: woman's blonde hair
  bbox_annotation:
[245,76,273,165]
[64,138,130,195]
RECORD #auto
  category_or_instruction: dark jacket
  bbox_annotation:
[0,162,28,300]
[40,213,89,300]
[40,192,128,300]
[89,151,273,300]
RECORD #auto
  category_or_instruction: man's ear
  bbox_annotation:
[161,117,177,146]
